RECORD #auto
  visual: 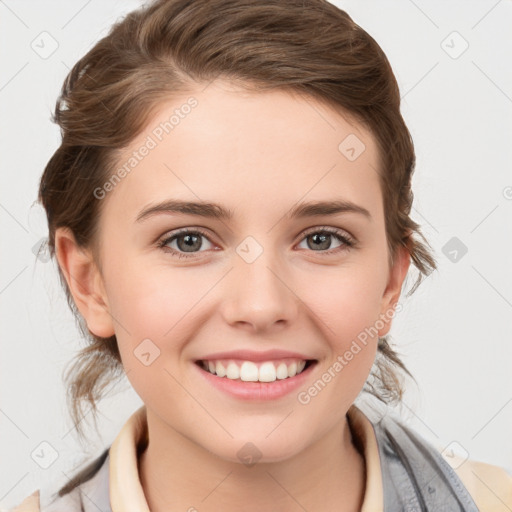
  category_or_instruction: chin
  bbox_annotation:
[208,436,307,466]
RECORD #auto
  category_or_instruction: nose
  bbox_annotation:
[220,245,299,333]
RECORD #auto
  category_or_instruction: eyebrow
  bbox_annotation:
[135,199,372,223]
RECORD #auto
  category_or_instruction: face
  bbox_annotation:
[59,80,409,463]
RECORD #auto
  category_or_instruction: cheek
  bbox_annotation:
[107,256,199,330]
[299,266,383,387]
[301,264,384,341]
[102,259,193,357]
[106,265,202,404]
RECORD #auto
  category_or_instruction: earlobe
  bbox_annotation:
[54,227,115,338]
[378,245,411,337]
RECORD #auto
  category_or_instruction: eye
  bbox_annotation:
[157,228,214,259]
[296,227,355,255]
[157,226,356,260]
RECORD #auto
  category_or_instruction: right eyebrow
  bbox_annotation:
[136,200,234,223]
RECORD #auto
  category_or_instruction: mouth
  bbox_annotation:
[194,358,318,383]
[193,357,319,401]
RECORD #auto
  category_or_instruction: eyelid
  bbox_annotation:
[157,227,214,249]
[157,225,357,258]
[299,225,355,243]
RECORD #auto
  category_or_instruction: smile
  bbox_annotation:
[197,358,314,382]
[194,358,318,401]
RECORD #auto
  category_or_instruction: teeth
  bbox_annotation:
[215,361,226,377]
[226,362,240,380]
[276,362,290,380]
[258,362,277,382]
[201,359,309,382]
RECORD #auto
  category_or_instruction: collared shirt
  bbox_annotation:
[11,401,512,511]
[107,402,384,511]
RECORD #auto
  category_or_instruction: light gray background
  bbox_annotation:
[1,0,511,509]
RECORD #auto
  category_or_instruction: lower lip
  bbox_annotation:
[194,361,318,401]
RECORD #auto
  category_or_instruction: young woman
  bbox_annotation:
[11,0,512,510]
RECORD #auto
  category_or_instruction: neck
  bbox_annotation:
[138,409,366,512]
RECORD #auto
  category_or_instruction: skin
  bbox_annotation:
[55,79,410,511]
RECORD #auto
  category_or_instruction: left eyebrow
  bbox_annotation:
[135,198,372,223]
[286,200,372,221]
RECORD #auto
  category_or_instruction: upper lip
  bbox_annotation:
[196,349,317,362]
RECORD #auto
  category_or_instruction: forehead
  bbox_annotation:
[102,81,382,226]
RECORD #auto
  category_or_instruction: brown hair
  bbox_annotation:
[37,0,436,489]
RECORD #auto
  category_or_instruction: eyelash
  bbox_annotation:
[156,226,356,260]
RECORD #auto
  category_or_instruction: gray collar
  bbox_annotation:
[356,398,479,511]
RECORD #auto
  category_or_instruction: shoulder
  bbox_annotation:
[355,398,512,511]
[441,447,512,512]
[7,448,111,512]
[7,490,40,512]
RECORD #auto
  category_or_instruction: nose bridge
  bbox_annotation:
[222,236,297,329]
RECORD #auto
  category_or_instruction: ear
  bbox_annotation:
[378,244,410,337]
[54,227,115,338]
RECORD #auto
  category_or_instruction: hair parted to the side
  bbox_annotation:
[38,0,437,464]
